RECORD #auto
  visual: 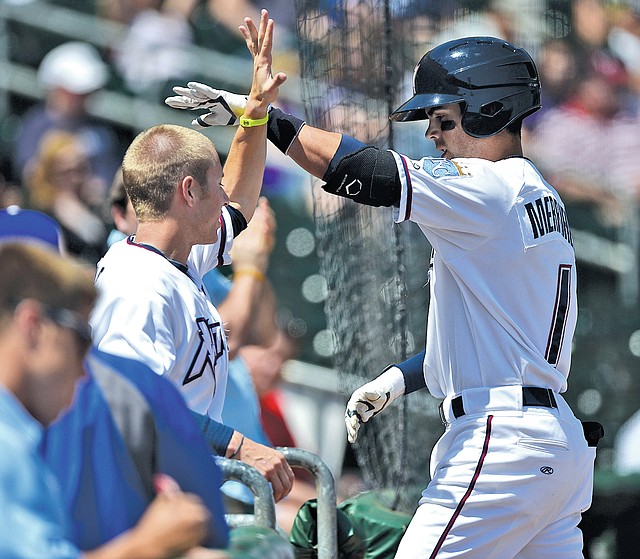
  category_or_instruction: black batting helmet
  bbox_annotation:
[390,36,541,137]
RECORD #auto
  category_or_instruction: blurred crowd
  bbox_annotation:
[4,0,638,265]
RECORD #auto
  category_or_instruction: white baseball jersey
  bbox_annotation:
[390,153,576,399]
[90,207,236,422]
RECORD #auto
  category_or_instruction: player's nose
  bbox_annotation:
[425,120,439,141]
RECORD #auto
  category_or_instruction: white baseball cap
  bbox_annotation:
[38,41,109,95]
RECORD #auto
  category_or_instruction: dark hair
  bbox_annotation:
[506,117,524,136]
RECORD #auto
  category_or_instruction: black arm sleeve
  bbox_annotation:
[267,107,306,155]
[322,135,401,207]
[396,350,427,394]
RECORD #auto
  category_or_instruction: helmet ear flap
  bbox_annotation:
[462,116,513,137]
[462,103,513,137]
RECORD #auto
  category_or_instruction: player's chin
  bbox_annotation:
[435,145,449,159]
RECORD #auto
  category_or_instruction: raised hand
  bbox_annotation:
[240,9,287,114]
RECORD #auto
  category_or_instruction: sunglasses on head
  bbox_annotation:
[40,304,92,348]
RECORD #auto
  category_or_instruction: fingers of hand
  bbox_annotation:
[344,409,362,443]
[257,10,269,52]
[192,113,226,129]
[271,72,288,88]
[260,17,274,58]
[166,95,210,110]
[165,94,196,109]
[166,83,226,111]
[242,17,259,55]
[345,397,371,442]
[188,82,219,98]
[272,459,294,502]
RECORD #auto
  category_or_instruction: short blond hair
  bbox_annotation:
[0,243,96,325]
[122,124,219,221]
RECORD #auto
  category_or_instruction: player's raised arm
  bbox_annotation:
[165,11,399,208]
[236,17,343,183]
[222,10,287,223]
[167,85,400,208]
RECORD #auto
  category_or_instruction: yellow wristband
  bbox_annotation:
[233,267,266,282]
[239,113,269,127]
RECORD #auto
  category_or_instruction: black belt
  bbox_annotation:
[442,387,558,422]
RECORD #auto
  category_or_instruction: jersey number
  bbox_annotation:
[545,265,572,366]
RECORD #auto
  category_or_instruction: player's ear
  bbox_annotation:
[179,177,196,207]
[12,299,44,349]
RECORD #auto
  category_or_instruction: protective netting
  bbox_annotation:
[291,1,444,513]
[291,1,557,513]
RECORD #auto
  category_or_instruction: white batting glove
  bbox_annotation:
[165,82,247,128]
[345,366,405,443]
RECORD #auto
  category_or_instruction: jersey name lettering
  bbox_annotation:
[524,195,573,247]
[183,317,225,386]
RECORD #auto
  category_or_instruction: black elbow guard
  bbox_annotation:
[322,146,400,207]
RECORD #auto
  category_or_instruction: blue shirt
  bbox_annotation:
[0,387,80,559]
[43,348,229,551]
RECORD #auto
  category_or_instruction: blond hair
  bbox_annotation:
[122,124,219,221]
[25,130,82,210]
[0,243,96,325]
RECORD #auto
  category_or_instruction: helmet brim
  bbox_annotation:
[390,93,465,122]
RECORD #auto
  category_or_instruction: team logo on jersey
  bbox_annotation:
[421,158,464,178]
[540,466,554,475]
[517,193,573,249]
[183,316,226,386]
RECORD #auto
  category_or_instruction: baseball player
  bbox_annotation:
[166,27,602,558]
[90,11,294,502]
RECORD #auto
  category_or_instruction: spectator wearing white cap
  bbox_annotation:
[14,42,124,188]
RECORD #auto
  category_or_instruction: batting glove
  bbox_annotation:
[345,366,405,443]
[165,82,247,128]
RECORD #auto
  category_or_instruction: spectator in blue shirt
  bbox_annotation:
[0,242,216,558]
[0,207,229,554]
